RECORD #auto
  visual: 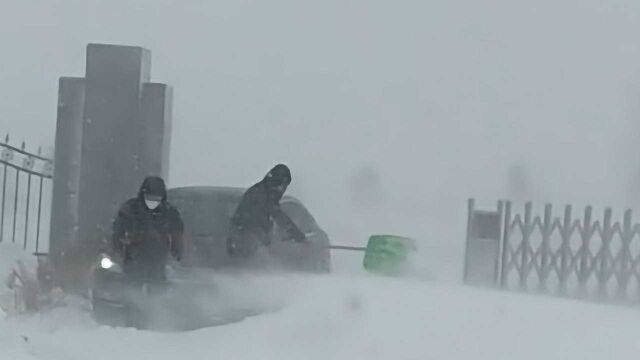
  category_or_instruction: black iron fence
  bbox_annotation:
[465,200,640,305]
[0,135,53,253]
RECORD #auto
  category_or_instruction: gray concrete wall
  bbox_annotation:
[77,44,151,250]
[140,83,173,181]
[51,44,172,289]
[50,77,85,267]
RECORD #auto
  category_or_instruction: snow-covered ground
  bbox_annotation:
[2,1,640,358]
[1,245,639,360]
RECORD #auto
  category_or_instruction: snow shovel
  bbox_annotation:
[329,235,417,276]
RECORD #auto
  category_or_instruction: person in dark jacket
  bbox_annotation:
[112,176,184,283]
[227,164,306,257]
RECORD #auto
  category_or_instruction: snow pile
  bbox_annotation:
[0,272,639,360]
[127,270,302,330]
[0,243,39,314]
[0,243,38,283]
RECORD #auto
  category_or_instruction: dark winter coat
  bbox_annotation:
[227,165,305,256]
[112,177,184,281]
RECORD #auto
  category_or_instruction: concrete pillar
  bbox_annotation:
[50,78,85,268]
[51,43,173,289]
[463,200,504,288]
[140,83,173,181]
[77,44,151,251]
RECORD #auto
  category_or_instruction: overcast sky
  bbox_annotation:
[2,1,640,269]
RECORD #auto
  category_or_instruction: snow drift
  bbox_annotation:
[0,253,638,360]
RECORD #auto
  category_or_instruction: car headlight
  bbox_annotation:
[100,256,115,270]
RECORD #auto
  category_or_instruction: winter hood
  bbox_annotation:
[138,176,167,201]
[263,164,292,187]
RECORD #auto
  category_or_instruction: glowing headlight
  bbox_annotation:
[100,256,114,269]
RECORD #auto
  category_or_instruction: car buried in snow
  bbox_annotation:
[167,186,332,273]
[90,186,331,329]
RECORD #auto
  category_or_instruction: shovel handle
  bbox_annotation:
[327,245,367,252]
[304,231,367,251]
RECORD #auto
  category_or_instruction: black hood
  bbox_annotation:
[138,176,167,200]
[263,164,291,187]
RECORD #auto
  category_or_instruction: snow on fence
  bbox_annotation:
[464,199,640,305]
[0,135,53,254]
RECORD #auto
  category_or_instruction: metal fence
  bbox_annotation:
[465,200,640,305]
[0,135,53,253]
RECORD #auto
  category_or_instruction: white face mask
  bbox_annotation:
[145,199,161,210]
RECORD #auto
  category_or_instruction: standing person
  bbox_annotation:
[227,164,306,257]
[112,176,184,284]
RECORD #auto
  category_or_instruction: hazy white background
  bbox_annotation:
[2,0,640,280]
[2,4,640,358]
